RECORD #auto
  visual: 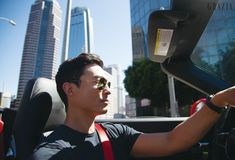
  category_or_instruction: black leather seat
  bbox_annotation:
[13,77,66,160]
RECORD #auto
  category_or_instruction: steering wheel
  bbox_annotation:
[209,107,235,160]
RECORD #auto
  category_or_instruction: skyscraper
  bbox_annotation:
[16,0,62,107]
[68,7,94,58]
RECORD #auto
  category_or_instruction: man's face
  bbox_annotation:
[69,64,111,116]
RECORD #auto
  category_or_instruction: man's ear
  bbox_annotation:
[62,82,74,96]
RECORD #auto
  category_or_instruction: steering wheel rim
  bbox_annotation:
[209,107,235,160]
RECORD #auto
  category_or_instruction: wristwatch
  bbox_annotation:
[205,95,224,114]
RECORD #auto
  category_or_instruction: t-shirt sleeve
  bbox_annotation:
[102,122,142,155]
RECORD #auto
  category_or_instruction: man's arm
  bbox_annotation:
[130,86,235,158]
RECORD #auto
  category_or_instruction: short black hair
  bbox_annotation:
[55,53,103,110]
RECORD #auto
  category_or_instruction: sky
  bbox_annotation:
[0,0,133,96]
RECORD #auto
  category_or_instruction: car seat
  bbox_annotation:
[11,77,66,160]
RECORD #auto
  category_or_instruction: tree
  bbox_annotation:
[124,59,205,116]
[191,47,217,76]
[217,41,235,85]
[124,59,169,109]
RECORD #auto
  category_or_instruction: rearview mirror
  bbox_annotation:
[147,10,189,63]
[147,0,218,63]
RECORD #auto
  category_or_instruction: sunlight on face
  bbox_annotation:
[70,64,112,116]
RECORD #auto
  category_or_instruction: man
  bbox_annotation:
[31,53,235,159]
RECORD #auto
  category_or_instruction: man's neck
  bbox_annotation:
[64,108,96,134]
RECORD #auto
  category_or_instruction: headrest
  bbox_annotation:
[19,77,66,131]
[14,92,52,160]
[13,77,66,160]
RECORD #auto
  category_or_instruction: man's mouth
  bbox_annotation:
[101,99,109,103]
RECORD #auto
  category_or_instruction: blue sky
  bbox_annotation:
[0,0,132,96]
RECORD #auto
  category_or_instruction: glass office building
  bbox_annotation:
[130,0,171,61]
[68,7,94,59]
[16,0,62,107]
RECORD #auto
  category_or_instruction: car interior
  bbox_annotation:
[147,0,235,159]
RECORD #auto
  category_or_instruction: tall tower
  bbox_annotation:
[16,0,62,107]
[68,7,94,58]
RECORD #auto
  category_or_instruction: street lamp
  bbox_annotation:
[0,17,16,26]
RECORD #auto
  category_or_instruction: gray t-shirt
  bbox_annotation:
[30,122,141,160]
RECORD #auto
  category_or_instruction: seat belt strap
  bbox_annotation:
[95,123,114,160]
[0,120,4,159]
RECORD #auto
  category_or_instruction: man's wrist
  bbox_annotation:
[205,95,225,114]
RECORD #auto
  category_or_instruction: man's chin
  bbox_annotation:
[95,106,108,115]
[101,107,108,114]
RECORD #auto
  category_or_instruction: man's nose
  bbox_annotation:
[103,86,111,95]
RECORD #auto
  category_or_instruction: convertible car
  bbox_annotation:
[1,0,235,160]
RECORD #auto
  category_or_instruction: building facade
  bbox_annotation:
[16,0,62,107]
[68,7,94,59]
[125,95,136,117]
[130,0,171,61]
[0,92,11,108]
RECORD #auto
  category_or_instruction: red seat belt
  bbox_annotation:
[95,123,114,160]
[0,119,4,159]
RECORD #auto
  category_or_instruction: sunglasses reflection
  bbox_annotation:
[97,77,111,90]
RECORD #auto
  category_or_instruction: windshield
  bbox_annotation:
[191,0,235,85]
